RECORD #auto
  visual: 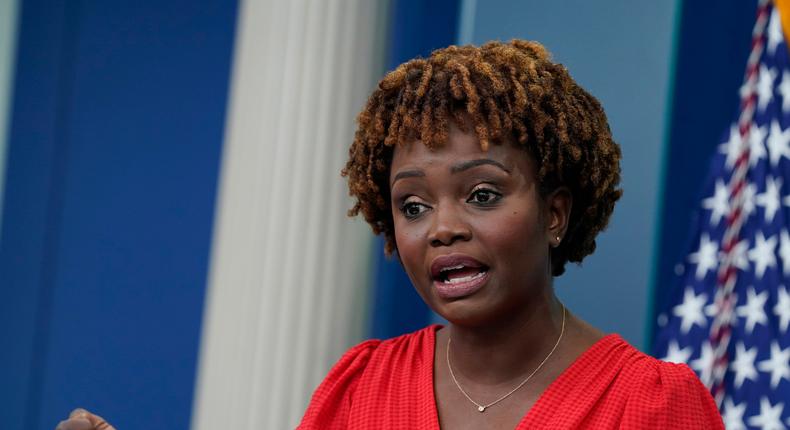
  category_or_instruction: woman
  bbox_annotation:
[58,40,723,429]
[299,40,723,429]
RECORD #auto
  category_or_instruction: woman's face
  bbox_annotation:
[389,125,569,326]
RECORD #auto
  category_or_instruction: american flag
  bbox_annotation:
[652,1,790,428]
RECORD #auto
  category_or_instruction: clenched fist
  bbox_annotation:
[56,408,116,430]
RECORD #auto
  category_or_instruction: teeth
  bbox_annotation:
[440,264,465,273]
[443,271,485,284]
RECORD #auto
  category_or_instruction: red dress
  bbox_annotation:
[299,325,724,429]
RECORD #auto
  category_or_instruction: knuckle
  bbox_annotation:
[55,420,71,430]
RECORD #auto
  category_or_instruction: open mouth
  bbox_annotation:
[430,254,490,299]
[436,264,489,284]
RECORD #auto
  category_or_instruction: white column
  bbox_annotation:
[191,0,388,428]
[0,0,20,237]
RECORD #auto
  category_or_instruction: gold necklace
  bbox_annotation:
[446,304,566,413]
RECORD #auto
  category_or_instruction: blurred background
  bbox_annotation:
[0,0,764,428]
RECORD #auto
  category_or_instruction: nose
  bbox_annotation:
[428,203,472,247]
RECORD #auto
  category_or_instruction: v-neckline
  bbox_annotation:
[421,324,622,429]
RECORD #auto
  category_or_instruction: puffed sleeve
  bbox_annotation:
[621,360,724,429]
[297,339,380,430]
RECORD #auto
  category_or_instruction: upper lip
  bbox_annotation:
[429,253,489,280]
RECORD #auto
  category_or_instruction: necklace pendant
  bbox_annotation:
[478,406,486,412]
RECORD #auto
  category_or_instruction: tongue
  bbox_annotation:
[446,267,482,281]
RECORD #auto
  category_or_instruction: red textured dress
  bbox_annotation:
[299,325,724,429]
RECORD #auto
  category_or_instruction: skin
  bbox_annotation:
[390,123,604,429]
[57,124,604,430]
[56,409,115,430]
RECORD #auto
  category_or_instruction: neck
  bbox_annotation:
[446,292,564,385]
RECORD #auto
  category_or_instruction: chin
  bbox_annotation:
[431,295,501,328]
[431,287,538,329]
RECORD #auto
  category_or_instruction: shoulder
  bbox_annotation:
[610,338,724,429]
[298,326,438,429]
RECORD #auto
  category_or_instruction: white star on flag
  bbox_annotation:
[731,342,759,388]
[661,340,692,364]
[722,398,748,430]
[757,65,778,112]
[690,341,715,386]
[748,231,777,279]
[673,287,708,334]
[758,342,790,388]
[767,120,790,166]
[720,124,743,168]
[743,182,758,219]
[779,230,790,275]
[774,286,790,333]
[689,233,718,280]
[748,124,768,167]
[779,70,790,112]
[748,397,785,430]
[756,175,783,221]
[736,287,769,334]
[728,239,751,271]
[768,8,784,55]
[702,179,729,226]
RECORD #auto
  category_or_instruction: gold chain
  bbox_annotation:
[446,304,566,413]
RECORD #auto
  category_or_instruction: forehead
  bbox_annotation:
[389,125,534,179]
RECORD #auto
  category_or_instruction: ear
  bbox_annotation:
[545,187,572,248]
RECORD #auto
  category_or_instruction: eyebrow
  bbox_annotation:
[450,158,511,174]
[391,169,425,185]
[391,158,510,187]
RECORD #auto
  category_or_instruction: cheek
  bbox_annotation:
[475,207,545,258]
[393,219,424,267]
[393,218,413,249]
[393,221,435,300]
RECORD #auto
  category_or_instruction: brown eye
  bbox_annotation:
[468,188,501,205]
[401,201,430,219]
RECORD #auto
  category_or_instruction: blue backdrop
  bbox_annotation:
[0,1,237,429]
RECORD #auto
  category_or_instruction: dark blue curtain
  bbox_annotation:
[0,1,237,429]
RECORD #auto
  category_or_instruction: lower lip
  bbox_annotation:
[433,270,490,299]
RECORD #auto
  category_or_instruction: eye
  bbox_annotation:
[467,187,502,205]
[400,201,431,219]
